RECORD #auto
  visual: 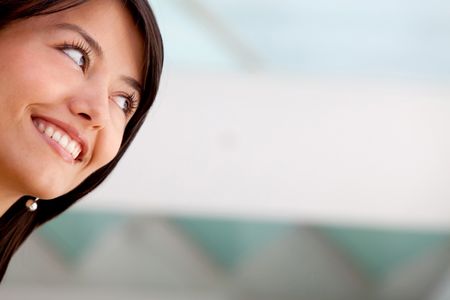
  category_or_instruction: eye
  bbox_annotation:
[59,40,91,72]
[112,93,138,116]
[62,48,86,68]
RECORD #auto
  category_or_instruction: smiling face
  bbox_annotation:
[0,0,144,201]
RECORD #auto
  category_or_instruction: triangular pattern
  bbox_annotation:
[3,213,450,300]
[376,244,450,300]
[319,226,450,280]
[78,217,224,288]
[173,217,294,268]
[36,211,126,263]
[231,227,367,300]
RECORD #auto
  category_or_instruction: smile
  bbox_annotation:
[32,117,84,162]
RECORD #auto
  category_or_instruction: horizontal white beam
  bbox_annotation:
[77,72,450,229]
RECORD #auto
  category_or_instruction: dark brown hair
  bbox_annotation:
[0,0,163,281]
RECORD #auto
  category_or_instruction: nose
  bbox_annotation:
[67,87,109,130]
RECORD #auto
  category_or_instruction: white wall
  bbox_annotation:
[77,73,450,230]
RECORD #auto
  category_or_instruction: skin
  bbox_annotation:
[0,0,144,216]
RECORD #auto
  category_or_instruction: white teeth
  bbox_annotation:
[51,130,62,142]
[38,122,45,132]
[66,140,77,153]
[34,119,82,160]
[71,147,81,159]
[59,135,69,148]
[44,126,54,137]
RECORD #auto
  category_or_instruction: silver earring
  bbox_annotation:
[25,197,39,212]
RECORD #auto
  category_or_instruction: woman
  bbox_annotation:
[0,0,163,281]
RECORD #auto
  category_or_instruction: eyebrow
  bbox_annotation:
[121,75,142,95]
[54,23,103,57]
[53,22,143,96]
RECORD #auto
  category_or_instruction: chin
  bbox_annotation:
[27,175,79,200]
[37,189,66,200]
[31,186,68,200]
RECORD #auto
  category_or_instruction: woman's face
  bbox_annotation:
[0,0,144,200]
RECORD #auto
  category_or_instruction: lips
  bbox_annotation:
[31,116,88,162]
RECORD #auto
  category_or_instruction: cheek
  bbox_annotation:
[0,43,73,109]
[90,131,123,170]
[72,131,122,191]
[0,47,37,100]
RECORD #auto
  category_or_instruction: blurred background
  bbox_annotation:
[3,0,450,299]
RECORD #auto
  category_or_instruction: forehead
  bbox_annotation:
[42,0,144,84]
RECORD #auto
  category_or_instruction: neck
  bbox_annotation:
[0,189,23,218]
